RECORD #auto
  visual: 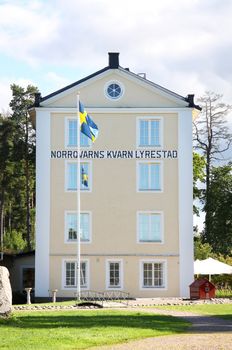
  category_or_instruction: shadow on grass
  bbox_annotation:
[0,312,189,333]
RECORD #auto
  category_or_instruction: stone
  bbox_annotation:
[0,266,12,316]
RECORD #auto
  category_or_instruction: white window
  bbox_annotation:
[65,212,91,243]
[66,161,91,191]
[137,161,162,191]
[137,117,162,147]
[106,260,123,289]
[141,261,166,288]
[64,260,88,288]
[66,119,90,147]
[138,212,163,243]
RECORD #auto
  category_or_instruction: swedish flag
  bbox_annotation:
[79,101,98,142]
[81,166,88,187]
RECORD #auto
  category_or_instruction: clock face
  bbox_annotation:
[105,81,123,100]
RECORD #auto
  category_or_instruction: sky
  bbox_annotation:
[1,0,232,230]
[1,0,232,112]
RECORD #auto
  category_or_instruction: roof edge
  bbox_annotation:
[33,60,201,110]
[39,66,111,104]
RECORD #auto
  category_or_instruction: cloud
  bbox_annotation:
[0,0,232,105]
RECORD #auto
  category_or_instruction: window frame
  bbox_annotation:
[140,259,167,290]
[106,259,123,290]
[64,211,92,244]
[104,80,124,101]
[136,116,163,149]
[137,211,164,244]
[62,259,89,290]
[65,160,92,192]
[136,160,163,193]
[65,117,91,148]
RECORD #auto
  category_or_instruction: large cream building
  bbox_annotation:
[32,53,200,299]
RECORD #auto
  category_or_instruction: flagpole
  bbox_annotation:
[76,93,81,302]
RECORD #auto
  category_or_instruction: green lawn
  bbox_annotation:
[0,309,190,350]
[155,304,232,321]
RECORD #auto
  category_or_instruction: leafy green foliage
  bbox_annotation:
[3,230,27,253]
[194,236,213,260]
[193,152,205,215]
[0,84,38,253]
[202,164,232,255]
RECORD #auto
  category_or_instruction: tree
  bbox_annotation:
[193,152,205,215]
[9,84,38,250]
[194,236,213,260]
[0,115,17,256]
[203,164,232,256]
[193,92,232,241]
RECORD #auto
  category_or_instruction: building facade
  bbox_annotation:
[32,53,200,299]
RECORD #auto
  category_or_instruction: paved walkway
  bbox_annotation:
[92,305,232,350]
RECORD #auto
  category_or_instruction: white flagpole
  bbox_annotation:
[76,93,81,301]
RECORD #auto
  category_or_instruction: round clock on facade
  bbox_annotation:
[105,81,124,100]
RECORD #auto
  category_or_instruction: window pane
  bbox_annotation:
[67,213,77,240]
[67,213,90,242]
[150,214,161,242]
[68,163,77,190]
[153,263,163,287]
[80,132,89,147]
[150,164,160,190]
[67,163,90,191]
[66,262,76,286]
[143,262,164,288]
[143,263,152,286]
[68,120,89,147]
[80,213,90,241]
[139,164,149,190]
[65,261,87,287]
[140,120,149,146]
[68,120,77,146]
[139,119,160,147]
[150,120,160,146]
[139,214,149,241]
[80,262,87,287]
[109,262,120,287]
[139,213,161,242]
[139,163,161,191]
[80,163,89,190]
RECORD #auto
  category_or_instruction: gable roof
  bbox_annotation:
[34,53,201,110]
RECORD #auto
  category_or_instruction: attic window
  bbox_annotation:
[105,81,124,100]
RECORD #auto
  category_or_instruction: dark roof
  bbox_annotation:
[189,278,215,288]
[40,66,110,104]
[35,52,201,110]
[2,250,35,258]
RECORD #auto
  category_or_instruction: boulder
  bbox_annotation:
[0,266,12,316]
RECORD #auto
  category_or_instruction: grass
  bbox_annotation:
[0,309,190,350]
[155,304,232,321]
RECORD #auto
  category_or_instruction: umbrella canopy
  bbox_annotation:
[194,257,232,275]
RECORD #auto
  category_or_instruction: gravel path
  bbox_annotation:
[92,304,232,350]
[92,333,232,350]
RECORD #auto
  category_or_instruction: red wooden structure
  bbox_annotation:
[189,278,215,299]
